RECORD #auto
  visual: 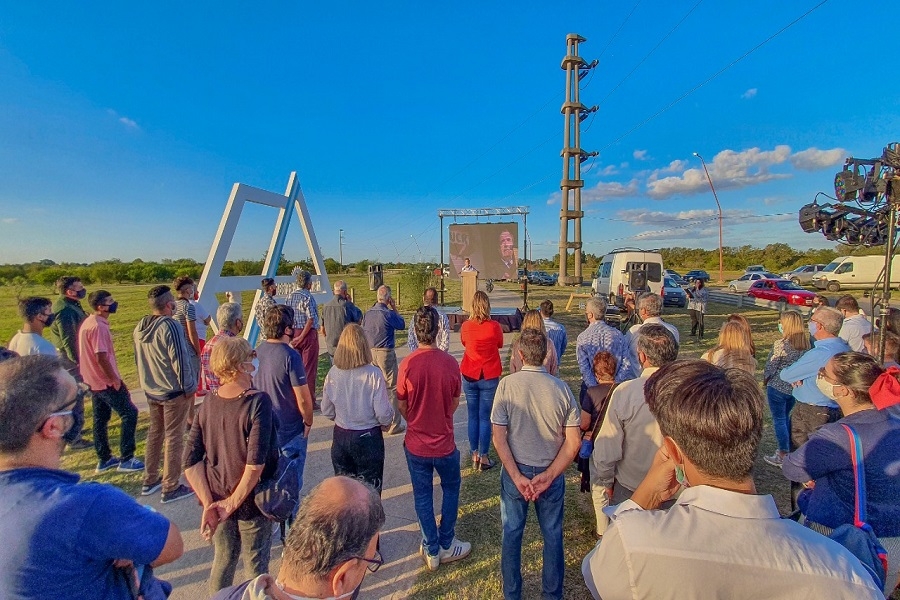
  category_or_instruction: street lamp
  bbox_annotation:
[339,229,344,272]
[693,152,724,284]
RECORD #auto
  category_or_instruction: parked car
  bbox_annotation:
[684,269,711,283]
[747,279,816,307]
[591,248,664,304]
[780,264,826,285]
[662,277,687,308]
[664,269,688,286]
[813,255,900,292]
[745,265,767,273]
[728,272,781,293]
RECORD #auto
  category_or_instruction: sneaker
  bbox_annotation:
[420,545,440,571]
[763,452,784,468]
[95,457,120,473]
[438,538,472,564]
[161,484,195,504]
[117,457,145,472]
[141,479,163,496]
[67,439,93,451]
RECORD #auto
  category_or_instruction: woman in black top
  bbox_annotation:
[184,336,278,595]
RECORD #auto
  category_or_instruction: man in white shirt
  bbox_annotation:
[8,297,59,357]
[582,360,883,600]
[623,293,679,377]
[591,324,678,536]
[836,295,872,352]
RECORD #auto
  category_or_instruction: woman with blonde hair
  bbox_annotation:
[184,336,279,594]
[508,309,559,376]
[762,310,811,467]
[321,323,394,494]
[727,313,757,357]
[460,290,504,471]
[702,320,757,375]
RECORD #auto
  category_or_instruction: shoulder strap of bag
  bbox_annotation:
[590,383,618,440]
[841,423,867,527]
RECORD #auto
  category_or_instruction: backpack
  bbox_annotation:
[823,424,889,592]
[247,393,302,522]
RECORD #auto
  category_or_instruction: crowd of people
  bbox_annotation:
[0,272,898,599]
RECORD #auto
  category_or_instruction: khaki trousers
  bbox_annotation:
[143,393,192,493]
[371,347,400,428]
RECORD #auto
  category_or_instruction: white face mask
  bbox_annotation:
[276,582,357,600]
[815,373,840,400]
[808,321,818,337]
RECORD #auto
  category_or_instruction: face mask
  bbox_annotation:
[675,464,690,488]
[42,313,56,328]
[777,323,784,334]
[808,321,817,337]
[106,302,119,314]
[73,288,87,300]
[816,374,840,400]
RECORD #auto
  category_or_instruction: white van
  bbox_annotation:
[591,248,664,304]
[812,255,900,292]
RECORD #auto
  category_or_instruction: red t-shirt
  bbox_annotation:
[460,318,504,380]
[397,348,461,457]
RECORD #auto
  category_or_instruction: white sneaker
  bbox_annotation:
[438,538,472,564]
[420,545,439,571]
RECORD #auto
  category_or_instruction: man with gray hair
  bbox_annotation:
[134,285,197,503]
[363,285,406,434]
[200,302,244,394]
[576,297,632,389]
[211,475,385,600]
[779,306,850,457]
[591,324,679,537]
[623,293,679,379]
[408,287,450,352]
[321,279,363,362]
[287,270,321,407]
[492,328,581,599]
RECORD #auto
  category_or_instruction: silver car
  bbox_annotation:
[728,272,781,293]
[780,264,826,286]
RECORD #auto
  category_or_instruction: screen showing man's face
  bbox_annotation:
[499,231,514,260]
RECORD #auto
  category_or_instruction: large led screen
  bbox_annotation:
[448,223,519,280]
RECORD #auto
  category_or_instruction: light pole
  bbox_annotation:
[693,152,724,284]
[339,229,344,272]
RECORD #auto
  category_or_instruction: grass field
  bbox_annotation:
[1,276,837,598]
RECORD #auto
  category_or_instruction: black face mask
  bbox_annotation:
[106,301,119,314]
[73,289,87,300]
[42,313,56,328]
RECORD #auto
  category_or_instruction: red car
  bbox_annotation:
[747,279,816,307]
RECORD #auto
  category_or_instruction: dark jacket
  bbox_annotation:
[133,314,197,401]
[49,297,87,363]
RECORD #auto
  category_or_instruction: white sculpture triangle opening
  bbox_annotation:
[196,172,331,343]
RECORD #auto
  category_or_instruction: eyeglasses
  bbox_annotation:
[37,383,87,431]
[352,549,383,573]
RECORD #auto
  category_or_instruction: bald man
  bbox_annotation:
[212,476,385,600]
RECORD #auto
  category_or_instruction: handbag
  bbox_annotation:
[246,393,301,522]
[821,424,889,591]
[577,383,618,492]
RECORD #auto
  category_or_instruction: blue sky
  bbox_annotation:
[1,1,898,266]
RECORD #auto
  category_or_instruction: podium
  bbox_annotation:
[461,272,478,313]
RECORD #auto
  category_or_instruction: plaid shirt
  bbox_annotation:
[286,288,319,330]
[200,329,236,392]
[576,320,633,385]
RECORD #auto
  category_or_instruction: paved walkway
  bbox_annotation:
[136,288,525,599]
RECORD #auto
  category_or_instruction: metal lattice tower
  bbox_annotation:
[558,33,597,285]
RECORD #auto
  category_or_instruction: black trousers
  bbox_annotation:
[332,425,385,495]
[92,384,139,462]
[789,401,841,508]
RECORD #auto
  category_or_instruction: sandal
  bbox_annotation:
[472,451,480,471]
[478,456,496,471]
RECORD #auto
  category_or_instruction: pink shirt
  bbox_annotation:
[78,314,119,391]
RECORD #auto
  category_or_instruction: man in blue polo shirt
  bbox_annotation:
[0,354,184,599]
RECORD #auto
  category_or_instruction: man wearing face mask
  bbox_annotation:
[212,475,385,600]
[0,355,184,600]
[79,290,143,474]
[581,360,884,599]
[8,296,59,357]
[133,285,197,504]
[779,307,850,451]
[48,276,92,450]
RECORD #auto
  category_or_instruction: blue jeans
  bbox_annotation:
[463,377,499,456]
[404,445,461,557]
[500,464,565,600]
[282,432,309,529]
[766,386,795,453]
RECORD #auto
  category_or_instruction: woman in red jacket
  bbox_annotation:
[460,291,504,471]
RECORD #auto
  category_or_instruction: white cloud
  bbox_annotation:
[582,179,640,202]
[647,145,792,199]
[789,147,846,170]
[633,149,650,161]
[635,226,718,241]
[591,164,619,176]
[659,159,688,174]
[118,116,139,129]
[1,218,18,224]
[617,208,755,225]
[619,162,629,169]
[741,88,758,99]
